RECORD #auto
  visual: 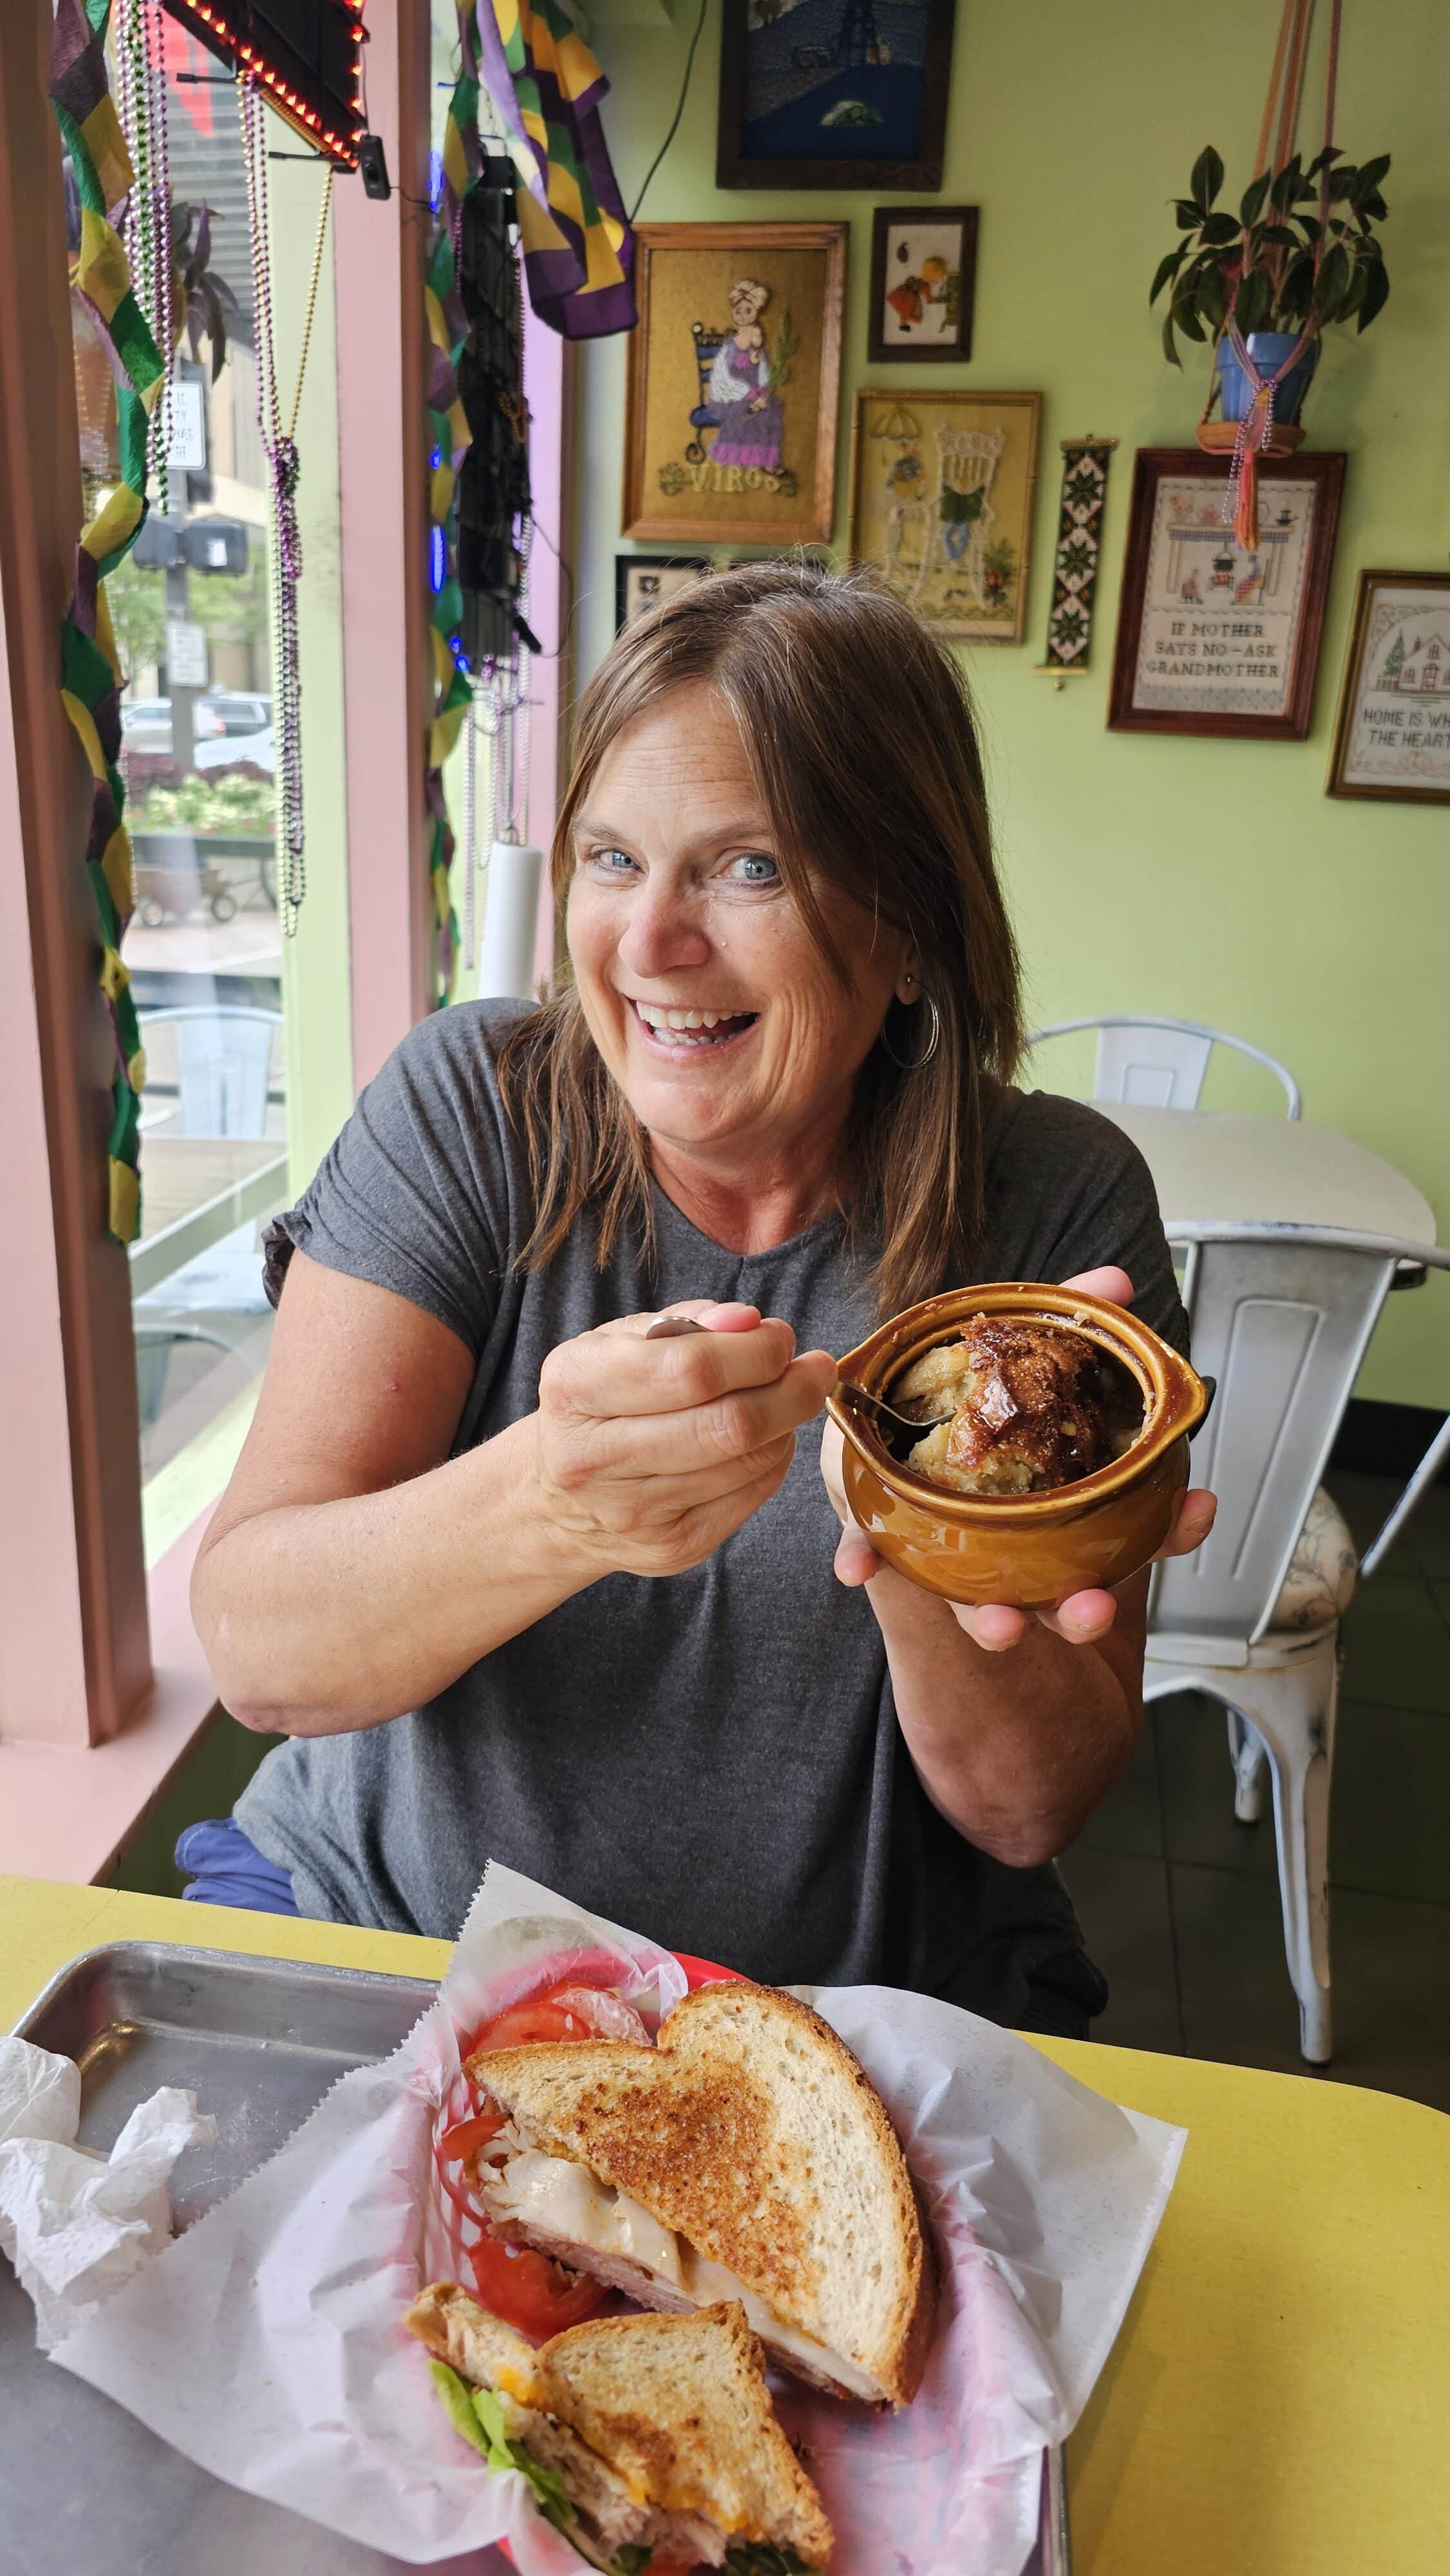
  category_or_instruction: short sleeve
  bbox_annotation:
[263,1003,524,1358]
[981,1090,1190,1356]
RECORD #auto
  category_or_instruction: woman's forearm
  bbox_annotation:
[191,1416,590,1735]
[866,1565,1144,1866]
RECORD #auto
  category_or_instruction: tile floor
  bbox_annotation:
[1059,1469,1450,2110]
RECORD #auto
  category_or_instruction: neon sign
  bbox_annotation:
[162,0,366,170]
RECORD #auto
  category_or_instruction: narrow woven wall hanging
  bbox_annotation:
[1035,437,1118,681]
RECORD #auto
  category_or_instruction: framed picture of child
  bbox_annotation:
[623,222,848,547]
[868,207,977,362]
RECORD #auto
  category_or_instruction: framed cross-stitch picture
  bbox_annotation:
[868,206,977,362]
[1326,569,1450,803]
[623,222,847,547]
[1107,449,1345,741]
[849,388,1041,644]
[717,0,956,193]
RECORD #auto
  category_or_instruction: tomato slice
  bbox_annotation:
[439,2110,506,2162]
[463,1977,650,2058]
[469,2229,607,2333]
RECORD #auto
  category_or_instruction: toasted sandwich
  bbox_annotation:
[462,1980,934,2407]
[406,2282,832,2573]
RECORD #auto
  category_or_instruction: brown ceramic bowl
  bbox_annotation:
[825,1282,1209,1609]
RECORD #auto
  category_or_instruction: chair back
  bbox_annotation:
[1152,1226,1398,1651]
[140,1006,283,1139]
[1026,1014,1301,1117]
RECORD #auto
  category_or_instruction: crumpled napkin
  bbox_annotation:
[0,2034,215,2351]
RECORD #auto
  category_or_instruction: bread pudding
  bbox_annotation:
[894,1314,1142,1497]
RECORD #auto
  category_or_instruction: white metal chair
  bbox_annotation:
[138,1005,283,1139]
[1148,1222,1450,2063]
[1027,1014,1302,1117]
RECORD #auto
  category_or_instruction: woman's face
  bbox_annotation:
[567,683,909,1170]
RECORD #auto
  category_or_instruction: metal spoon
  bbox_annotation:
[644,1312,950,1443]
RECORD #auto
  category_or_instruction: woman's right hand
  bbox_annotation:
[531,1301,836,1582]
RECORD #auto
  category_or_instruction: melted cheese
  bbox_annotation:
[480,2146,880,2401]
[485,2148,684,2286]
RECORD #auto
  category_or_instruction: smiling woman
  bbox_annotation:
[497,564,1021,1318]
[187,563,1210,2041]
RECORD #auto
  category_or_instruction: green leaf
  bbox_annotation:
[610,2552,652,2576]
[1357,261,1390,329]
[1314,240,1351,319]
[1239,171,1272,227]
[1160,308,1182,368]
[1199,267,1230,331]
[1171,294,1207,345]
[1232,268,1272,334]
[1174,197,1203,230]
[1149,245,1189,304]
[1198,213,1239,247]
[1355,151,1391,196]
[1191,145,1224,211]
[430,2362,496,2463]
[1304,145,1338,180]
[428,2367,576,2539]
[1256,224,1299,251]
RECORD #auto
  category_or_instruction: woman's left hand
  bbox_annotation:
[820,1267,1216,1651]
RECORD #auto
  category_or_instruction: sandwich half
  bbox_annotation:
[407,2281,832,2573]
[463,1980,934,2407]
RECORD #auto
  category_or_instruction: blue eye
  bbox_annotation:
[587,847,638,875]
[730,851,780,884]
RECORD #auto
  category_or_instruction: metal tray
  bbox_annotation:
[2,1938,1069,2574]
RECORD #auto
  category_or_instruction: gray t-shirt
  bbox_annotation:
[238,1001,1188,2020]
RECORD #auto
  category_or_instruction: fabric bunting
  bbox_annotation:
[49,0,165,1242]
[475,0,636,340]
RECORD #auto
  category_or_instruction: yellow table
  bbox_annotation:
[5,1875,1447,2576]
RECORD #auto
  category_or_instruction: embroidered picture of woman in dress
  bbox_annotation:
[705,279,790,479]
[624,223,846,547]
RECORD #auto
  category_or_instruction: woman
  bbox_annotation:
[190,565,1212,2036]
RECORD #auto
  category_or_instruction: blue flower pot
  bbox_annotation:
[1215,330,1320,427]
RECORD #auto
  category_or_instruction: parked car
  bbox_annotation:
[203,690,273,737]
[120,696,227,755]
[194,723,274,775]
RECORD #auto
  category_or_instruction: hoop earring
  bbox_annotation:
[880,994,941,1071]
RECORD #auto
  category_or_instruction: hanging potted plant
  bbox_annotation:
[1146,0,1391,547]
[1150,140,1390,442]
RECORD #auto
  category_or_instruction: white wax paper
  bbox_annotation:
[51,1866,1185,2575]
[0,2034,216,2353]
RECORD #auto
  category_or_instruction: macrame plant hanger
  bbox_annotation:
[1204,0,1342,549]
[240,76,333,934]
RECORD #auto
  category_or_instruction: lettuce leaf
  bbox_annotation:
[608,2551,652,2575]
[428,2362,575,2537]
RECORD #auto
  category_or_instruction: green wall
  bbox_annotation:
[576,0,1450,1407]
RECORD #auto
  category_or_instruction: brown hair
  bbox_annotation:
[494,560,1022,1320]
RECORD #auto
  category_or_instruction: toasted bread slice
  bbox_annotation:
[541,2302,832,2567]
[406,2284,831,2569]
[466,1980,934,2406]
